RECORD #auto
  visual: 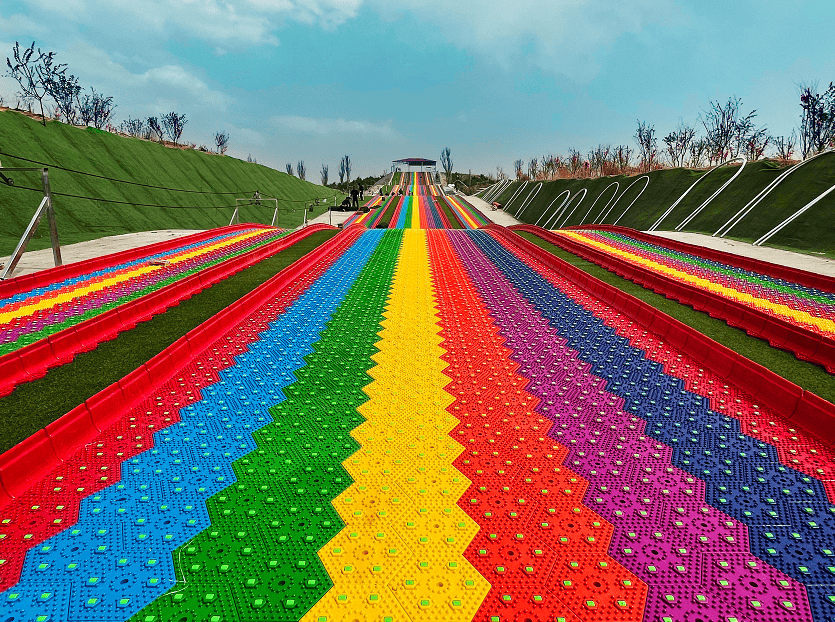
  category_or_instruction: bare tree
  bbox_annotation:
[78,89,115,129]
[527,157,539,180]
[214,131,229,154]
[338,158,346,184]
[635,121,658,172]
[743,128,771,161]
[662,123,696,168]
[440,147,453,178]
[342,155,352,185]
[43,71,80,125]
[6,41,66,125]
[799,82,835,158]
[320,164,329,186]
[688,138,708,168]
[146,116,163,141]
[285,163,294,176]
[567,149,583,177]
[297,160,306,181]
[514,159,524,179]
[120,117,146,137]
[613,145,632,173]
[540,155,556,180]
[701,96,756,163]
[161,111,187,144]
[496,166,505,180]
[774,131,797,162]
[586,145,610,177]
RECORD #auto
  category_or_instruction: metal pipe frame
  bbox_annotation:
[534,190,571,227]
[547,188,587,230]
[502,181,529,213]
[1,166,61,280]
[714,149,834,238]
[514,183,543,219]
[754,182,835,246]
[578,182,619,225]
[675,157,747,231]
[604,176,650,224]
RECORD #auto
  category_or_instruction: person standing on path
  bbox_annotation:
[351,187,359,208]
[359,183,364,201]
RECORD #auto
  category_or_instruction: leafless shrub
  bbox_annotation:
[663,123,696,168]
[146,116,162,141]
[214,131,229,154]
[635,120,658,172]
[774,131,797,161]
[161,111,187,145]
[799,81,835,158]
[119,117,146,137]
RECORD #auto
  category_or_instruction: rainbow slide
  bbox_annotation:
[1,227,834,622]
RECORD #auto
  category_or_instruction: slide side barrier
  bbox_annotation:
[0,224,336,398]
[0,223,272,299]
[489,224,835,446]
[567,224,835,295]
[0,224,361,506]
[514,224,835,375]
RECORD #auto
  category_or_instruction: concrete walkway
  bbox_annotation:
[463,195,520,226]
[302,209,355,228]
[647,230,835,278]
[0,230,203,279]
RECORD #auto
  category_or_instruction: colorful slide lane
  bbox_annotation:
[0,227,286,356]
[347,172,470,229]
[346,172,449,229]
[558,229,835,339]
[3,227,834,622]
[443,194,490,229]
[525,225,835,373]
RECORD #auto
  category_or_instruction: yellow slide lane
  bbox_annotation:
[303,229,489,622]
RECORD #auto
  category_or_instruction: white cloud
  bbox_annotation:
[21,0,360,46]
[63,42,231,112]
[272,115,401,139]
[368,0,687,82]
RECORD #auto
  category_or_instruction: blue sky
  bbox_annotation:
[1,0,833,180]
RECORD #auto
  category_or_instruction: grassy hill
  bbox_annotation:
[0,110,344,254]
[490,155,835,256]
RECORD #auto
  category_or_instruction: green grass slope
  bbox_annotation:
[0,110,344,254]
[495,154,835,256]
